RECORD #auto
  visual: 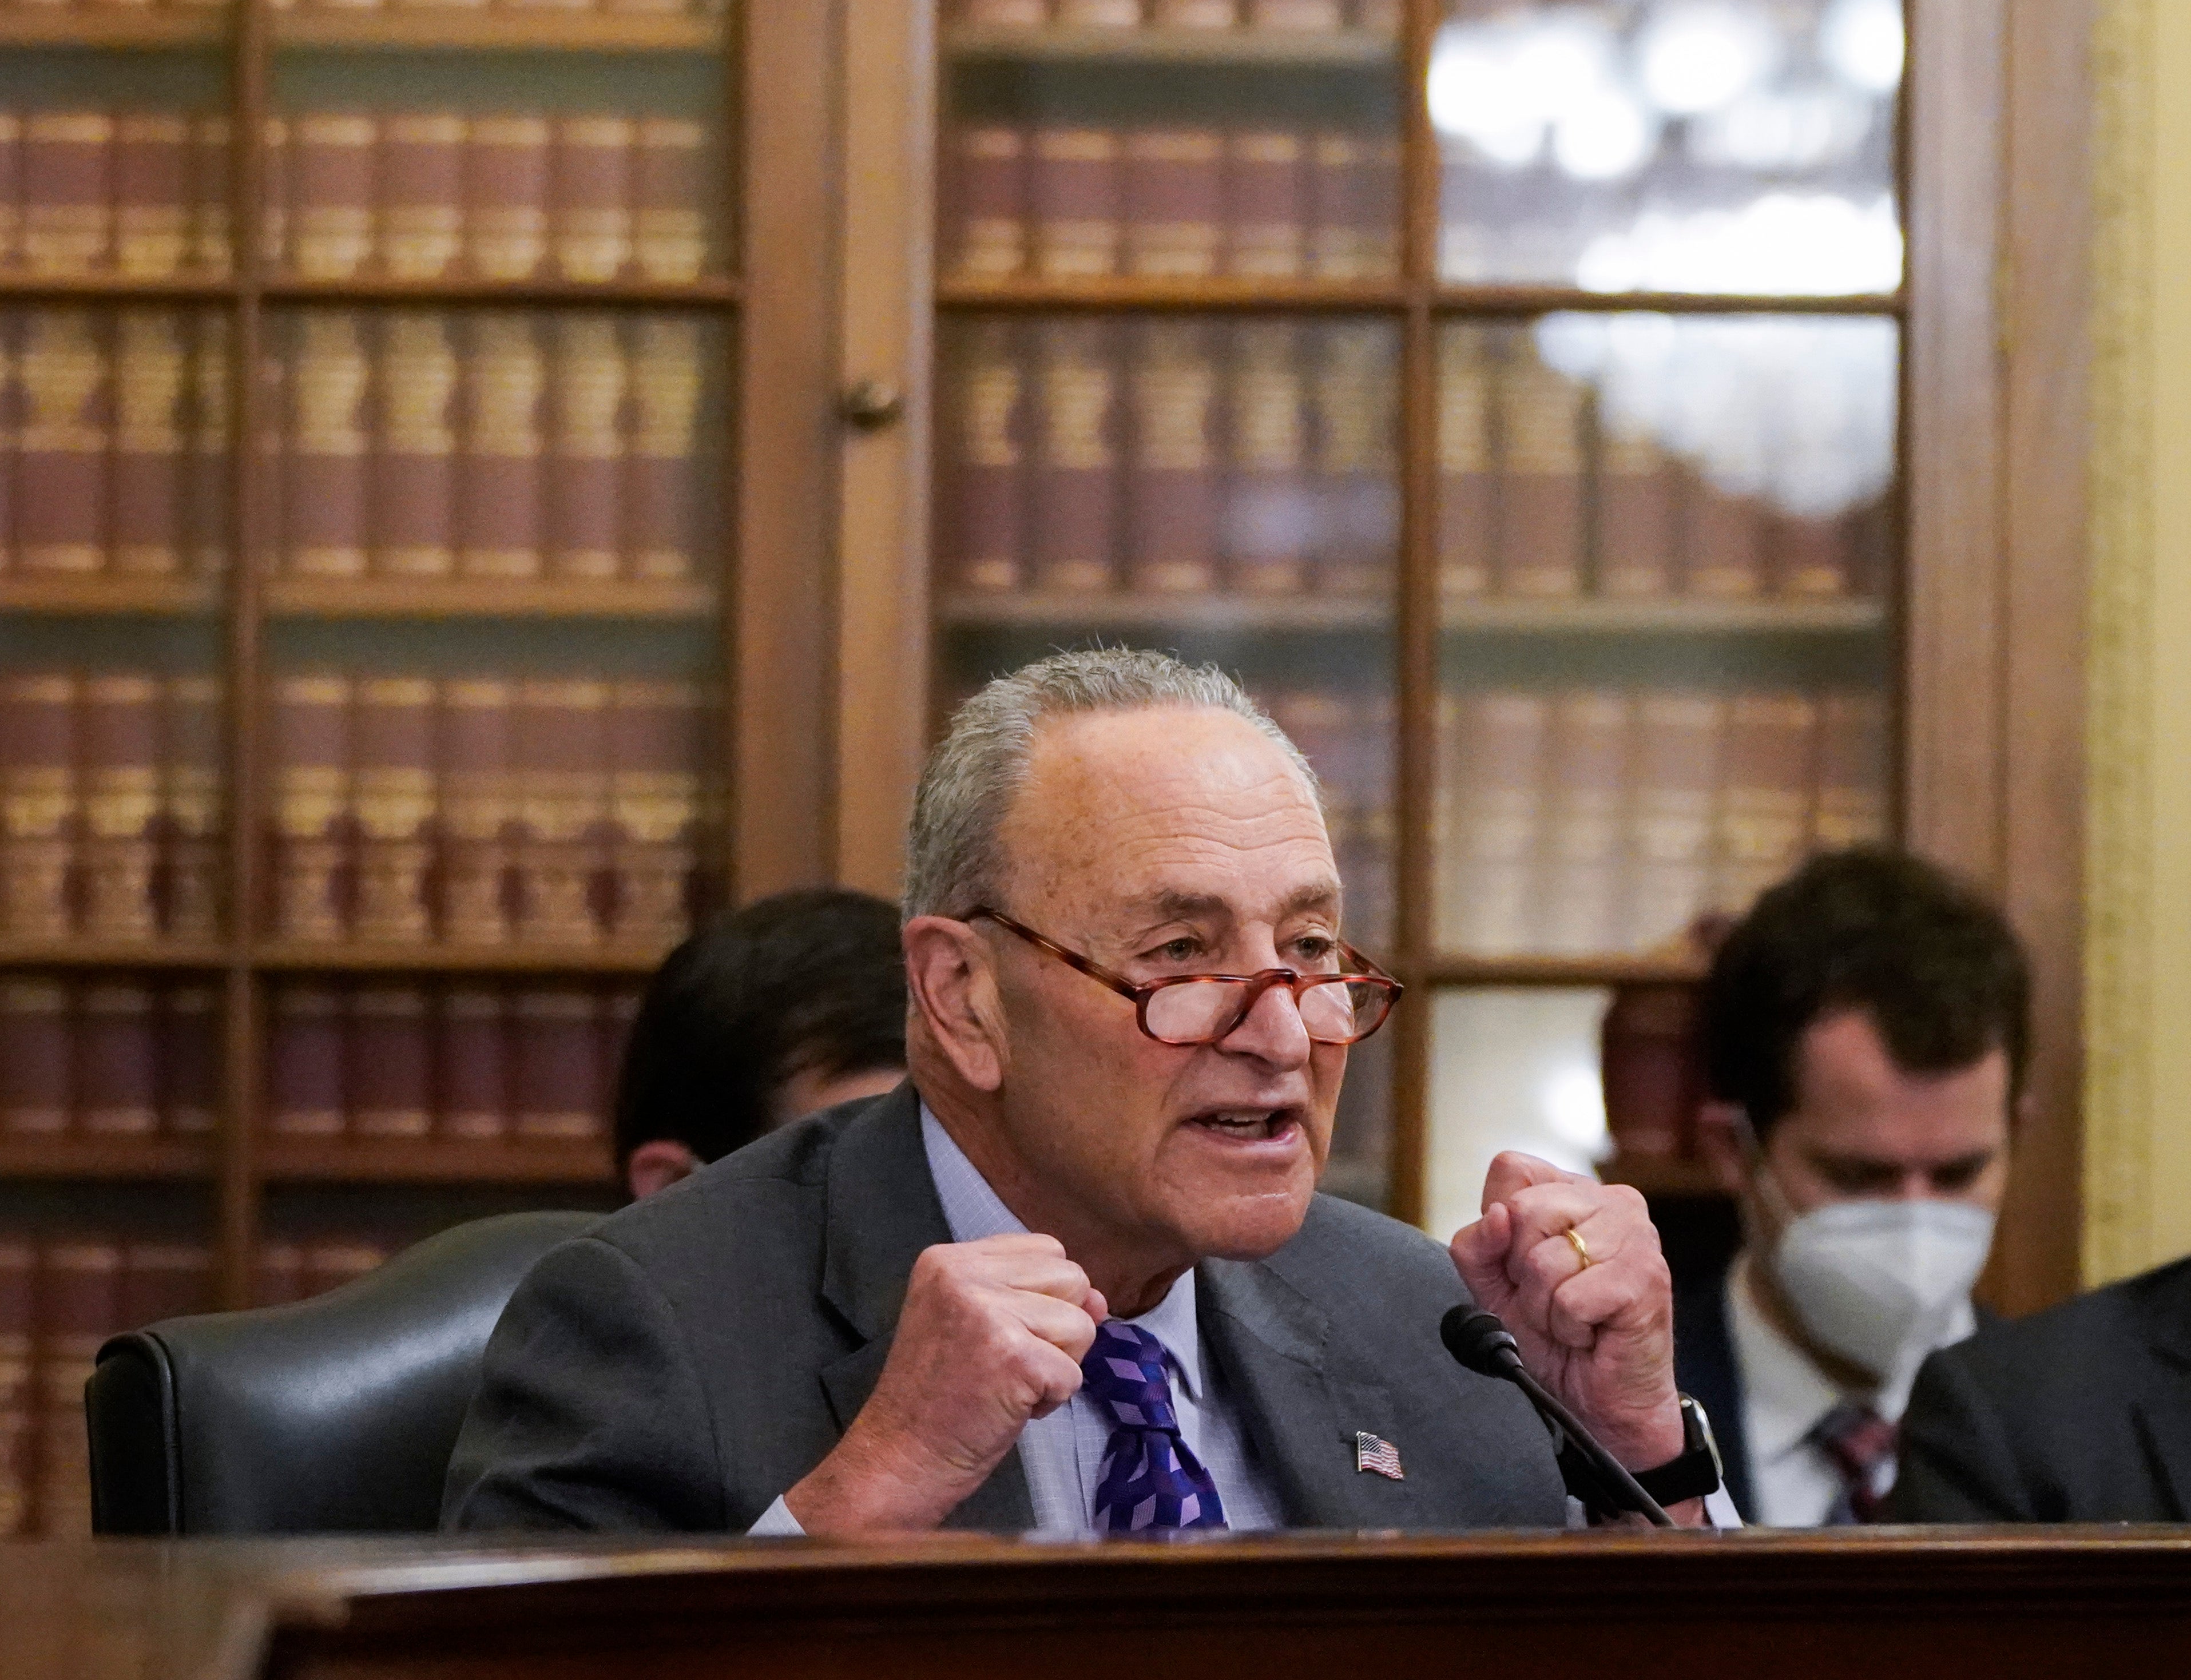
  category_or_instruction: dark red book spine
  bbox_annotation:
[349,675,436,945]
[185,311,232,579]
[0,1232,30,1536]
[0,672,79,941]
[38,1236,122,1535]
[1598,415,1677,599]
[1029,317,1120,593]
[1681,467,1764,599]
[377,112,463,282]
[458,313,546,579]
[189,113,232,279]
[121,1241,213,1332]
[159,673,224,942]
[943,123,1026,284]
[1123,319,1220,594]
[634,116,708,284]
[940,320,1027,593]
[551,115,635,284]
[548,314,628,581]
[269,673,352,944]
[463,115,550,283]
[1224,128,1304,279]
[1494,340,1585,598]
[267,984,347,1138]
[109,308,188,578]
[436,676,514,945]
[76,672,161,943]
[76,983,158,1137]
[1308,129,1399,281]
[1310,320,1399,599]
[624,316,702,581]
[1440,690,1550,955]
[348,987,431,1139]
[113,112,189,281]
[289,112,376,281]
[370,312,458,578]
[1438,327,1493,599]
[1223,321,1310,595]
[22,110,113,278]
[1030,126,1121,279]
[0,978,72,1138]
[0,113,19,273]
[15,311,111,577]
[513,678,610,945]
[259,117,289,271]
[607,678,701,947]
[282,310,371,578]
[435,987,509,1141]
[159,983,220,1139]
[1124,126,1222,279]
[511,988,604,1141]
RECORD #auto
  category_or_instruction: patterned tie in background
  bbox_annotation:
[1079,1320,1228,1534]
[1811,1400,1899,1524]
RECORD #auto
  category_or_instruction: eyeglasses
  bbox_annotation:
[964,907,1402,1047]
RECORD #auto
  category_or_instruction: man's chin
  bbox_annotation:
[1164,1175,1317,1263]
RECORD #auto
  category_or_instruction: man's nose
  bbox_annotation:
[1218,975,1313,1068]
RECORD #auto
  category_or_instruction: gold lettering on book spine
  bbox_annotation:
[551,316,627,580]
[628,319,700,581]
[288,312,370,578]
[18,313,107,574]
[113,311,186,577]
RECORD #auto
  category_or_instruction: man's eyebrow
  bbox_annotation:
[1132,883,1343,924]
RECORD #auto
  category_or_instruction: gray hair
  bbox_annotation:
[903,648,1320,920]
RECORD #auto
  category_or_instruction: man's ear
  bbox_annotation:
[1694,1101,1751,1198]
[625,1139,701,1200]
[902,914,1007,1093]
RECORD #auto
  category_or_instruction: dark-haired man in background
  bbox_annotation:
[1677,848,2030,1524]
[616,889,907,1200]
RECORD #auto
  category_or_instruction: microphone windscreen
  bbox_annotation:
[1440,1305,1522,1376]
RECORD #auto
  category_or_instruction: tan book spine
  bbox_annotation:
[0,316,13,572]
[267,984,346,1137]
[1712,692,1821,914]
[282,310,371,578]
[943,124,1027,283]
[1598,414,1677,599]
[435,676,513,945]
[1124,319,1220,594]
[457,313,545,579]
[1057,0,1141,21]
[160,673,224,942]
[634,116,707,284]
[1538,689,1632,956]
[289,112,378,281]
[22,111,113,279]
[75,982,158,1136]
[0,979,72,1139]
[260,116,290,271]
[1030,127,1121,279]
[1813,690,1889,849]
[370,312,458,577]
[185,311,231,578]
[463,115,549,283]
[1682,466,1765,599]
[376,111,463,282]
[0,673,78,940]
[350,675,436,944]
[1310,320,1398,598]
[1625,692,1724,951]
[76,672,161,942]
[1437,328,1493,598]
[513,678,609,945]
[1224,129,1304,279]
[270,673,352,944]
[1439,690,1549,955]
[188,114,232,279]
[1494,342,1585,598]
[113,112,188,280]
[16,311,110,576]
[547,315,626,581]
[1223,320,1309,595]
[606,678,700,947]
[624,317,702,581]
[551,115,635,284]
[1124,126,1222,279]
[940,320,1026,593]
[1029,318,1120,593]
[1308,130,1398,281]
[109,309,187,578]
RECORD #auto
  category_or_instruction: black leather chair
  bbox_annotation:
[85,1209,596,1535]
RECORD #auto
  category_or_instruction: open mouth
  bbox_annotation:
[1189,1109,1299,1143]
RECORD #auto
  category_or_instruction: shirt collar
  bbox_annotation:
[918,1101,1204,1402]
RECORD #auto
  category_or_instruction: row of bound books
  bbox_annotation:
[1438,686,1888,958]
[0,0,723,13]
[267,980,633,1145]
[953,1,1398,30]
[0,312,232,582]
[264,111,713,285]
[272,672,708,948]
[944,121,1397,284]
[263,311,710,585]
[0,109,230,281]
[0,672,223,945]
[0,976,218,1141]
[1254,688,1395,950]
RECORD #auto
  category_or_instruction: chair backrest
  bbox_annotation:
[85,1209,597,1535]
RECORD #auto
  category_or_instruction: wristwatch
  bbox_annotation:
[1631,1394,1725,1508]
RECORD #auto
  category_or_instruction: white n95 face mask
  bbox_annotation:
[1770,1196,1996,1384]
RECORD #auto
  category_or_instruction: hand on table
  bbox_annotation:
[785,1233,1105,1535]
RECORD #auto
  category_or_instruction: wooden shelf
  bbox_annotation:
[251,942,674,975]
[939,590,1388,634]
[271,11,723,53]
[946,22,1395,67]
[264,575,715,619]
[259,1136,614,1187]
[937,275,1405,312]
[0,574,220,615]
[0,1135,212,1181]
[0,11,222,49]
[0,940,232,970]
[1440,597,1887,635]
[0,273,237,300]
[1416,953,1709,988]
[1599,1154,1728,1199]
[263,275,739,306]
[1433,286,1907,318]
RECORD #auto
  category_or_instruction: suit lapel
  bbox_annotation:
[1198,1258,1415,1530]
[813,1085,1034,1531]
[2132,1288,2191,1521]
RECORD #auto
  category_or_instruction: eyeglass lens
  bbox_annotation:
[1143,976,1372,1045]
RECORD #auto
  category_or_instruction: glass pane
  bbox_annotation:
[0,39,233,283]
[1431,0,1902,292]
[940,2,1400,286]
[266,40,730,284]
[1434,312,1892,956]
[933,308,1399,1204]
[1424,985,1609,1237]
[2,306,231,947]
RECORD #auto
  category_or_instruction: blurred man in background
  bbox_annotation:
[615,888,907,1199]
[1677,848,2029,1524]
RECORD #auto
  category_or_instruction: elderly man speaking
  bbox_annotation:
[444,651,1720,1533]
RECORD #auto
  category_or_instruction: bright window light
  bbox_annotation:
[1638,1,1780,116]
[1820,0,1905,96]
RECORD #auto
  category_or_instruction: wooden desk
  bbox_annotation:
[4,1528,2187,1680]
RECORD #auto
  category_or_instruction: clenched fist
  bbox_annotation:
[785,1233,1106,1535]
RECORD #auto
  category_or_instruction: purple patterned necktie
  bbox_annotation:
[1079,1320,1228,1534]
[1812,1400,1899,1524]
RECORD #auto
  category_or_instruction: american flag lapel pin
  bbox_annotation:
[1355,1431,1404,1480]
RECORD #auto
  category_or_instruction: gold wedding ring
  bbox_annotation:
[1563,1227,1593,1270]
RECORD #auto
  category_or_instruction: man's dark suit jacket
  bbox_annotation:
[442,1083,1570,1532]
[1891,1255,2191,1522]
[1672,1272,1759,1521]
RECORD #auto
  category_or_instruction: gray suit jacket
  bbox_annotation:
[442,1084,1570,1532]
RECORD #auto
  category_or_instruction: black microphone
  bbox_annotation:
[1440,1305,1674,1528]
